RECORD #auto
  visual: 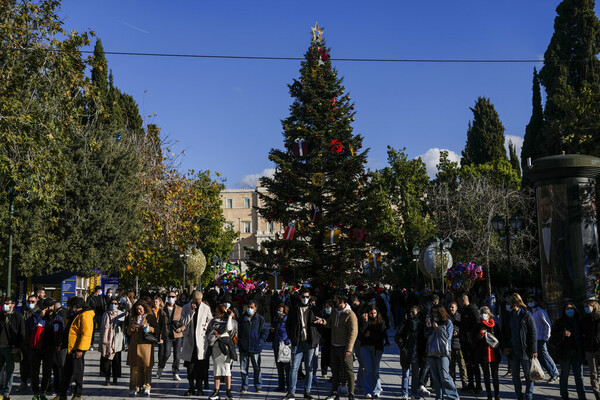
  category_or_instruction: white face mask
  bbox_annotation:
[224,303,231,309]
[2,305,10,312]
[482,313,489,321]
[167,297,176,305]
[301,297,309,305]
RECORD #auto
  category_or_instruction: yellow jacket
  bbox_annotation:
[68,309,95,353]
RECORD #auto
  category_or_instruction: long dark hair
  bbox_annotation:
[431,305,450,324]
[366,304,383,324]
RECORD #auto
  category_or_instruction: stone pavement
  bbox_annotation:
[6,330,593,400]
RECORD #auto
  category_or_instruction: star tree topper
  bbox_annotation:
[311,22,324,43]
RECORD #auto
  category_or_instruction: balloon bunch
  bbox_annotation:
[446,262,484,291]
[215,263,260,291]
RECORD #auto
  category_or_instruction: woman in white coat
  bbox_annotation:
[180,290,213,396]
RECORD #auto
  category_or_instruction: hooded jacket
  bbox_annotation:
[286,303,321,348]
[324,304,358,353]
[581,311,600,353]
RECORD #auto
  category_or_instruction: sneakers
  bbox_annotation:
[129,390,137,397]
[240,388,248,394]
[304,393,314,400]
[208,390,220,400]
[365,395,372,399]
[225,390,233,400]
[142,389,150,396]
[548,375,559,384]
[173,374,181,381]
[156,368,163,379]
[418,386,430,396]
[282,393,295,400]
[326,393,339,400]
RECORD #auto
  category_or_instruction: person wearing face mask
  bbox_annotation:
[315,294,358,400]
[99,298,125,386]
[180,290,213,396]
[50,301,67,397]
[395,305,426,400]
[18,294,38,393]
[359,305,386,399]
[457,293,482,394]
[475,306,501,400]
[282,288,322,400]
[424,305,459,400]
[86,286,107,351]
[237,300,268,394]
[550,303,587,400]
[126,300,159,396]
[526,294,559,384]
[157,291,184,382]
[0,297,25,400]
[29,298,58,399]
[272,304,291,393]
[349,295,367,392]
[54,296,94,400]
[319,302,333,380]
[151,296,168,379]
[501,293,537,400]
[581,299,600,400]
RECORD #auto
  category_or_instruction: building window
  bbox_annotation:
[243,197,251,208]
[267,221,274,233]
[242,221,251,233]
[225,198,233,208]
[229,251,235,259]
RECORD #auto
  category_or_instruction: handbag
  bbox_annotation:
[143,330,159,344]
[485,332,500,348]
[529,357,545,381]
[277,341,291,363]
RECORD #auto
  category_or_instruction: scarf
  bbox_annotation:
[480,318,498,362]
[101,309,120,360]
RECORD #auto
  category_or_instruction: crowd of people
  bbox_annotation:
[0,284,597,400]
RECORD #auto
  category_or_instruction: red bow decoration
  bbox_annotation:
[318,47,329,61]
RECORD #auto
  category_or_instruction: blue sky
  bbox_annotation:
[60,1,600,186]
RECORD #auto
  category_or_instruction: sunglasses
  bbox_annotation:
[28,301,36,304]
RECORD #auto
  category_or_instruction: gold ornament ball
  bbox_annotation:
[351,117,355,121]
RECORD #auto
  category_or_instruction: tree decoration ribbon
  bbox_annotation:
[325,225,340,244]
[318,47,329,61]
[283,221,296,240]
[368,249,382,269]
[293,138,308,157]
[310,205,321,223]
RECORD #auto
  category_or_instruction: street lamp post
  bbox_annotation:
[6,185,14,297]
[492,214,523,289]
[412,246,421,291]
[433,237,453,294]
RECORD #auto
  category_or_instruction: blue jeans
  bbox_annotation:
[559,352,586,400]
[239,352,262,390]
[400,358,420,398]
[536,340,558,378]
[510,356,534,400]
[429,357,459,399]
[360,345,382,396]
[289,342,315,394]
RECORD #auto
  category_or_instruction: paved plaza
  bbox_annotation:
[5,330,593,400]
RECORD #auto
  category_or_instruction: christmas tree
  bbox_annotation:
[248,24,387,287]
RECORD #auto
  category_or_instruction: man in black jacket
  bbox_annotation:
[283,288,321,400]
[448,301,467,389]
[503,293,537,400]
[458,293,482,393]
[0,297,26,399]
[86,285,106,349]
[19,294,38,392]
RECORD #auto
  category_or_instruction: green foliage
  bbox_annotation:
[521,68,545,174]
[460,159,521,190]
[248,35,387,286]
[538,0,600,155]
[373,147,434,285]
[508,141,521,178]
[434,150,460,190]
[461,97,508,166]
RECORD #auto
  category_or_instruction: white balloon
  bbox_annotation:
[421,242,453,279]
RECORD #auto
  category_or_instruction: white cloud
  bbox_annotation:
[505,135,524,159]
[236,168,275,188]
[417,148,461,178]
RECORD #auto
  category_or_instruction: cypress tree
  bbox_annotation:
[539,0,600,154]
[461,97,508,166]
[91,39,108,97]
[509,140,522,178]
[521,68,545,172]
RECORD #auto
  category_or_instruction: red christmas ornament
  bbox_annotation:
[337,223,343,227]
[307,109,311,113]
[287,199,292,203]
[330,139,343,153]
[284,171,289,175]
[330,118,335,122]
[319,83,323,87]
[268,156,273,161]
[314,134,319,138]
[350,227,365,242]
[351,106,355,110]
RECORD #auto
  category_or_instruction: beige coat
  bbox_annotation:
[181,301,213,361]
[127,314,158,368]
[324,304,358,352]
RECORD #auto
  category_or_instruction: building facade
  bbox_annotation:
[220,186,282,265]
